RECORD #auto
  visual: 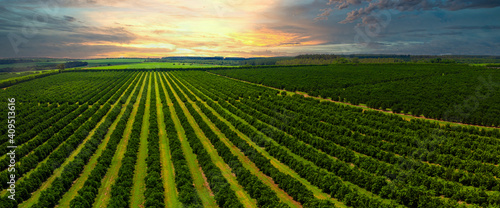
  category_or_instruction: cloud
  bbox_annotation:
[386,39,500,55]
[0,0,141,57]
[320,0,500,24]
[0,38,171,58]
[229,27,326,47]
[64,16,76,22]
[446,25,500,30]
[1,0,499,58]
[380,28,462,38]
[406,31,462,38]
[444,0,500,10]
[314,8,333,21]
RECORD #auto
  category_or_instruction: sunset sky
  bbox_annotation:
[0,0,499,58]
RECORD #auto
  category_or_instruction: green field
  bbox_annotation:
[89,62,223,69]
[84,58,145,67]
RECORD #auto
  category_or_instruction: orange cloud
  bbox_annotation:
[230,28,325,47]
[38,0,332,58]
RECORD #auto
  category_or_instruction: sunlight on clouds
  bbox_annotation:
[72,0,327,57]
[3,0,499,58]
[123,43,176,49]
[230,28,325,47]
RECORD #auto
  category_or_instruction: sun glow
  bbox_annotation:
[65,0,325,57]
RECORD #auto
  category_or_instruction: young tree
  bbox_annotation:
[57,63,65,70]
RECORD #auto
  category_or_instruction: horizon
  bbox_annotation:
[1,0,499,58]
[2,54,500,60]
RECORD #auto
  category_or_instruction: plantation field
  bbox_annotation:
[1,69,500,208]
[88,62,223,69]
[210,64,500,127]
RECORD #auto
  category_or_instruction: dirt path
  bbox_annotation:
[159,72,218,207]
[93,72,148,208]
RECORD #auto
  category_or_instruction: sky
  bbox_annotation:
[0,0,499,58]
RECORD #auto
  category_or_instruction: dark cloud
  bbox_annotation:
[380,29,462,37]
[272,1,499,55]
[267,1,354,45]
[384,39,500,55]
[321,0,500,24]
[0,2,136,57]
[0,41,175,58]
[0,5,82,33]
[446,25,500,30]
[445,0,500,10]
[364,41,391,49]
[406,31,462,37]
[64,16,76,22]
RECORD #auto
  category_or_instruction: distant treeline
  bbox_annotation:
[157,55,500,65]
[411,55,500,64]
[346,54,500,63]
[157,55,466,65]
[277,54,351,65]
[149,56,294,66]
[65,61,88,68]
[276,54,463,65]
[147,58,241,66]
[240,57,294,65]
[272,54,500,65]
